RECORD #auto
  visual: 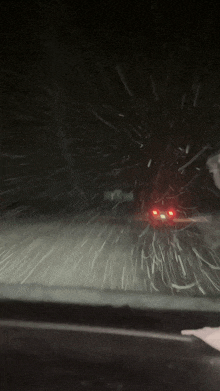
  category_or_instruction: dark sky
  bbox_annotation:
[59,0,220,44]
[2,0,220,203]
[2,0,220,45]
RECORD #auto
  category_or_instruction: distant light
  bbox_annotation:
[152,210,158,215]
[160,214,166,219]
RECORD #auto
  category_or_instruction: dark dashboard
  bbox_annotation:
[1,299,220,390]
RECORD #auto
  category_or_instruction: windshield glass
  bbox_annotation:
[2,1,220,310]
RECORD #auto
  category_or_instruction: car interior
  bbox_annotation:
[1,287,220,391]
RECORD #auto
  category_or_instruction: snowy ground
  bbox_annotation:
[1,207,220,302]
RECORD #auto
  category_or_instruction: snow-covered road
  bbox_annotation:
[0,209,220,297]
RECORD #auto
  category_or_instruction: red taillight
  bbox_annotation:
[168,209,176,217]
[151,209,159,218]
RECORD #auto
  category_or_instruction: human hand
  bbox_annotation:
[181,327,220,352]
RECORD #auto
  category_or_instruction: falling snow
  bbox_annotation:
[2,21,220,302]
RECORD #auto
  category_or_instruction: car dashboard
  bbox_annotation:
[1,297,220,390]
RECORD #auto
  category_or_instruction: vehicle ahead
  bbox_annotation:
[100,188,209,230]
[134,204,208,229]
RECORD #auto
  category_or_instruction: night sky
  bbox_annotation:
[2,0,220,212]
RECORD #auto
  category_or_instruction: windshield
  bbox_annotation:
[2,1,220,310]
